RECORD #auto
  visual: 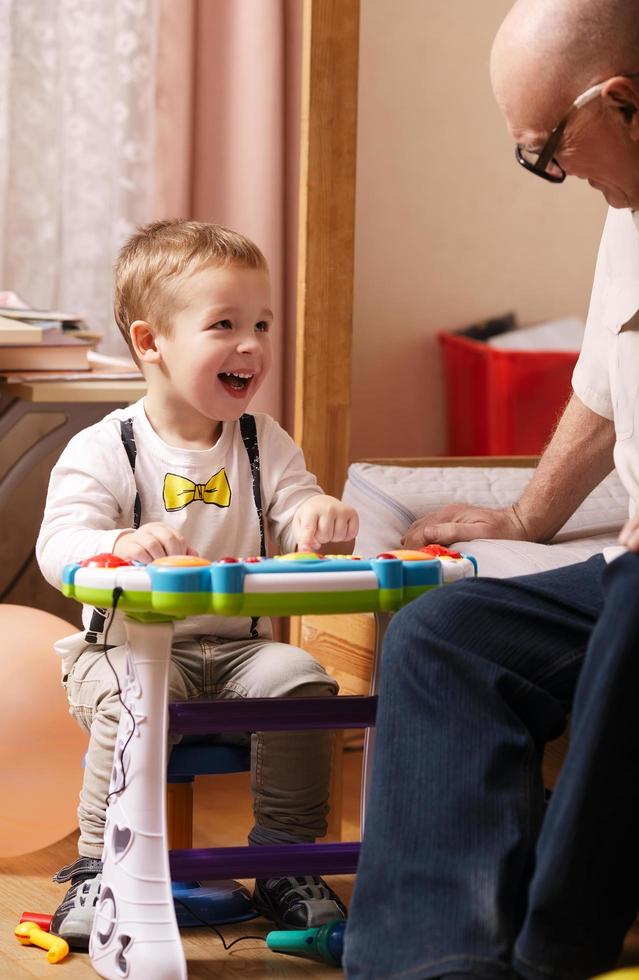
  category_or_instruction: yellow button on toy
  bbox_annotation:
[276,552,324,561]
[151,556,211,567]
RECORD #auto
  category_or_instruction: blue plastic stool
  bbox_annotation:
[167,739,258,926]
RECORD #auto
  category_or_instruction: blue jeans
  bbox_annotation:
[344,553,639,980]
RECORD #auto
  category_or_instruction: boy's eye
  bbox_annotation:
[255,321,269,333]
[210,319,232,330]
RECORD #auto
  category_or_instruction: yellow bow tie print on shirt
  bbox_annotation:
[163,469,232,512]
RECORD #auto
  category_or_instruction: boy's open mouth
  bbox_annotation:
[218,371,254,392]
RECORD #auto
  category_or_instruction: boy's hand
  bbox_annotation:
[618,515,639,552]
[113,522,199,563]
[293,495,359,553]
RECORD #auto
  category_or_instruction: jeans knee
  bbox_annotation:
[385,581,478,656]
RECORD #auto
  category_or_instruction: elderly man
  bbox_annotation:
[344,2,639,979]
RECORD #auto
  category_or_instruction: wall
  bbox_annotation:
[350,0,607,460]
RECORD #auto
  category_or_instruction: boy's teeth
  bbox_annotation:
[219,371,254,389]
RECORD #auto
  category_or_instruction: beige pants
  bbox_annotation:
[63,635,339,858]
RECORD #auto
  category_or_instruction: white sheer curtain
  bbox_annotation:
[154,0,303,426]
[0,0,158,355]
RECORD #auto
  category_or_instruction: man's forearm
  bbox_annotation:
[515,393,616,542]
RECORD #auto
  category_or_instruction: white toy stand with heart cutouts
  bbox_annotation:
[89,618,187,980]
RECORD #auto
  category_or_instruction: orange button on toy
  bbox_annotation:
[151,556,211,567]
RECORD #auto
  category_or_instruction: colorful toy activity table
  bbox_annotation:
[62,548,476,980]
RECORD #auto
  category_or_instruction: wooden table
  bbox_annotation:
[0,376,146,514]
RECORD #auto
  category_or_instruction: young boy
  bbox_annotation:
[36,219,359,949]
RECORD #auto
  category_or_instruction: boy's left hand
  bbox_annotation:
[293,495,359,553]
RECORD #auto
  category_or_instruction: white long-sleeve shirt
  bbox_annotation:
[37,399,322,648]
[572,207,639,513]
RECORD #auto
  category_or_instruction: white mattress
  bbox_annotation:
[342,464,628,578]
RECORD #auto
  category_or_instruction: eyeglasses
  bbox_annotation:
[515,72,639,183]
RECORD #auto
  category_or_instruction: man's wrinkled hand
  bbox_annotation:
[401,503,528,548]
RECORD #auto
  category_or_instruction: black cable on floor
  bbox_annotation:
[173,895,267,950]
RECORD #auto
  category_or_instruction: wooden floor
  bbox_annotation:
[0,746,362,979]
[3,744,639,978]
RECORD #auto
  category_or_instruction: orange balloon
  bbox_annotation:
[0,605,88,857]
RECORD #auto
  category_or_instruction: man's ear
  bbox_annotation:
[602,76,639,141]
[130,320,161,364]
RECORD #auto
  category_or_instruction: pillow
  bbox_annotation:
[342,463,627,575]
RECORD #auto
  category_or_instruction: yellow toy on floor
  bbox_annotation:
[15,921,69,963]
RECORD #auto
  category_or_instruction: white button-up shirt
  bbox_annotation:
[573,206,639,513]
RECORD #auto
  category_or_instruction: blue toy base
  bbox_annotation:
[172,880,257,927]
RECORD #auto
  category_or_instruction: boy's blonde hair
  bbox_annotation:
[113,219,268,357]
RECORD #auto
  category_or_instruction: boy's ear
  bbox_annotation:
[130,320,161,364]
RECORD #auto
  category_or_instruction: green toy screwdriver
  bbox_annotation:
[266,919,345,967]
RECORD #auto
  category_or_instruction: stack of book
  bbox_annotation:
[0,307,101,374]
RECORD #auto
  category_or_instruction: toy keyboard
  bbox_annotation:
[61,547,477,620]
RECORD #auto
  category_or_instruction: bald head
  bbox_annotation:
[491,0,639,210]
[491,0,639,122]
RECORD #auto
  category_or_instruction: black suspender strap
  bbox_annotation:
[239,414,266,558]
[84,418,140,643]
[84,607,108,645]
[120,418,142,530]
[239,414,265,638]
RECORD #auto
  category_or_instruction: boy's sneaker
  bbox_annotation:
[51,856,103,950]
[253,875,347,929]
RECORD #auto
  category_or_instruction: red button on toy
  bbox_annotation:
[420,545,462,559]
[79,554,132,568]
[218,556,239,563]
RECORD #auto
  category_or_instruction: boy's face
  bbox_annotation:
[154,262,273,423]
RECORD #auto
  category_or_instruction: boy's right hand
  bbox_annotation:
[113,522,198,563]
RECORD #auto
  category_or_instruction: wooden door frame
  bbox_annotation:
[295,0,360,499]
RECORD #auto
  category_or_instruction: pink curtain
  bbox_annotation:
[154,0,302,430]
